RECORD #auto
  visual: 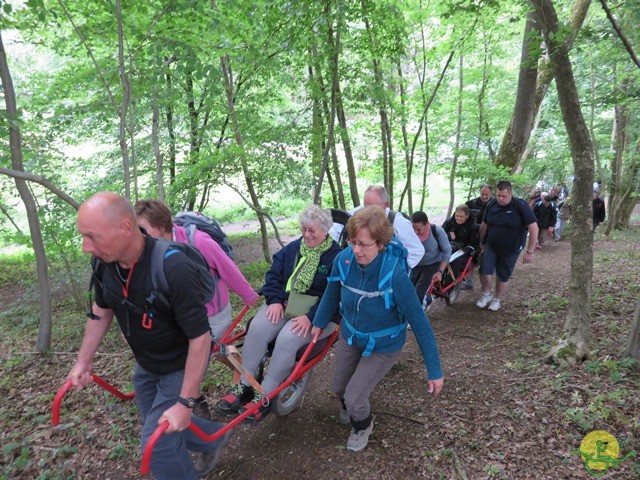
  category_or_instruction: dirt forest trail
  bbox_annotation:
[2,219,639,479]
[202,231,624,479]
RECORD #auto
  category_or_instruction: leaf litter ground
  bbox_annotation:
[1,228,639,479]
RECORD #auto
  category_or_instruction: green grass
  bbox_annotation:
[0,249,36,288]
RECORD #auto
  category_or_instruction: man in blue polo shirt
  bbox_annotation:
[477,181,538,312]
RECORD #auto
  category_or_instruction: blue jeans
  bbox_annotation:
[132,364,226,480]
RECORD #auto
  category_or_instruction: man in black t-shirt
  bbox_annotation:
[477,181,539,312]
[465,184,494,225]
[69,192,230,480]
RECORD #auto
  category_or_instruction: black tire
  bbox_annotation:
[271,370,312,417]
[445,283,461,306]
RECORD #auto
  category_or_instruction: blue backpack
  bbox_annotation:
[328,237,409,310]
[328,237,409,356]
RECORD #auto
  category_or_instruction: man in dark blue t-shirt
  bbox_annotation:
[69,192,231,480]
[477,181,539,312]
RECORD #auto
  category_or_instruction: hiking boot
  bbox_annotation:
[194,430,233,477]
[476,292,493,308]
[193,397,212,420]
[339,406,350,425]
[488,299,501,312]
[239,393,271,424]
[346,416,374,453]
[214,384,254,415]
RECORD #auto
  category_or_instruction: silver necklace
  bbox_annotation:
[115,263,128,284]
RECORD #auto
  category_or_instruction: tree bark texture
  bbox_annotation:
[0,31,53,352]
[448,54,464,219]
[151,97,165,201]
[533,0,595,364]
[605,99,630,235]
[493,12,540,171]
[116,0,132,199]
[495,0,591,173]
[626,297,640,366]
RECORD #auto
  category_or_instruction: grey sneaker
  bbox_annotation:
[346,417,374,453]
[460,281,473,290]
[194,430,232,477]
[476,292,493,308]
[488,299,501,311]
[339,406,350,425]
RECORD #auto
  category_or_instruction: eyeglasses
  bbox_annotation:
[301,227,319,235]
[348,239,377,249]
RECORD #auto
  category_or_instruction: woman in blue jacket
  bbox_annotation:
[312,206,443,453]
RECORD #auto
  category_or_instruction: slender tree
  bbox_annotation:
[532,0,595,364]
[0,30,53,352]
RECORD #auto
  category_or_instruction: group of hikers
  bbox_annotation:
[68,180,552,479]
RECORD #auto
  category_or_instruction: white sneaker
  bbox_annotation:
[476,292,493,308]
[346,416,374,453]
[488,299,501,311]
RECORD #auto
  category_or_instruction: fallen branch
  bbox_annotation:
[376,410,427,426]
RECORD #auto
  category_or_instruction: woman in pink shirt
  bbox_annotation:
[135,199,259,340]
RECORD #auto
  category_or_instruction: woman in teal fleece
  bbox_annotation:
[311,206,443,453]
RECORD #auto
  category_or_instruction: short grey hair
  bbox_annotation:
[364,185,389,204]
[299,204,333,233]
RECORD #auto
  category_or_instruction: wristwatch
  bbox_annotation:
[526,250,534,255]
[176,396,197,409]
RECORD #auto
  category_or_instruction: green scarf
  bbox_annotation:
[286,235,334,294]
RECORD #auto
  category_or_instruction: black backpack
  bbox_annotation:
[90,239,215,318]
[173,212,235,260]
[148,239,216,311]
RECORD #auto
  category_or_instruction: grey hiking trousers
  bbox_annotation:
[241,303,337,393]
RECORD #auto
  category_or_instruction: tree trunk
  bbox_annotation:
[0,31,53,352]
[605,99,629,235]
[588,43,606,196]
[533,0,595,365]
[220,54,271,262]
[396,61,412,213]
[495,0,591,172]
[185,67,199,210]
[493,13,540,170]
[447,54,464,219]
[165,68,177,185]
[116,0,132,199]
[626,297,640,368]
[313,7,341,205]
[152,96,165,201]
[361,0,393,204]
[322,4,352,208]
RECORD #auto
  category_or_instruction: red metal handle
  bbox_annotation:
[140,327,340,475]
[217,305,250,345]
[141,421,169,475]
[52,379,73,426]
[51,374,135,426]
